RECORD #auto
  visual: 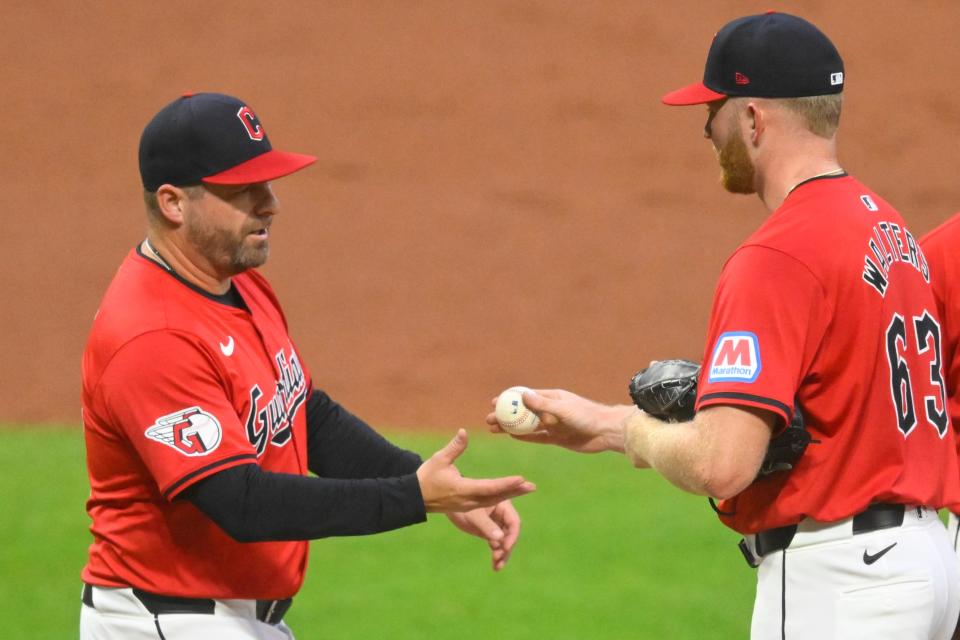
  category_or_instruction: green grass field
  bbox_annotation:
[1,427,754,639]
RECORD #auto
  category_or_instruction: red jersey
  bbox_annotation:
[81,249,312,599]
[696,175,960,534]
[921,213,960,462]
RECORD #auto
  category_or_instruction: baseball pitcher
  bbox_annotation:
[489,13,960,639]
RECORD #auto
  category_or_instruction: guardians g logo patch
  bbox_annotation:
[145,407,223,456]
[708,332,761,382]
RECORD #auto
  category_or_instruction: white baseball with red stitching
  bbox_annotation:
[495,386,540,435]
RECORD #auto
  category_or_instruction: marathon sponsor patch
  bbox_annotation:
[145,407,223,456]
[708,332,761,382]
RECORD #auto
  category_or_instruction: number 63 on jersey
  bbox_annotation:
[886,310,948,437]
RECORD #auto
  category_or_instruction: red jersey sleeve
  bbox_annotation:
[697,245,831,426]
[93,330,259,499]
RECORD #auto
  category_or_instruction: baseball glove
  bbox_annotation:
[756,409,811,476]
[628,359,811,477]
[628,359,700,422]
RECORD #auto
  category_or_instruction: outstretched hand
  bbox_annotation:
[447,500,521,571]
[486,388,635,454]
[417,429,536,513]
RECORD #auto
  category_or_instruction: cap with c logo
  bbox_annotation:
[138,92,316,191]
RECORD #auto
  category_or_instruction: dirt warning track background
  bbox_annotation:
[4,2,960,428]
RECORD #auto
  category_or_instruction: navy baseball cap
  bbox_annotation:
[662,12,844,106]
[139,92,316,191]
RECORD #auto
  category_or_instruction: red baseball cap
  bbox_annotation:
[662,12,844,106]
[139,93,316,191]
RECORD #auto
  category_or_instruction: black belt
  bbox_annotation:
[752,503,907,559]
[81,583,292,626]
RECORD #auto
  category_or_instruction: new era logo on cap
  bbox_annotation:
[139,92,316,191]
[830,72,844,86]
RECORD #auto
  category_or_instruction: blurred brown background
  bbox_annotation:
[4,1,959,427]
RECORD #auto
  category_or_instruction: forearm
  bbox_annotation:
[305,389,422,478]
[181,464,426,542]
[623,412,713,495]
[622,406,771,499]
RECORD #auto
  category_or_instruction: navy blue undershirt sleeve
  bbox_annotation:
[304,388,423,478]
[179,389,426,542]
[181,464,425,542]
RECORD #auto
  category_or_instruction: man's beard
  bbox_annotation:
[186,217,269,276]
[717,131,756,195]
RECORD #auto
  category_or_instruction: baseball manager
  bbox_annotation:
[79,92,535,639]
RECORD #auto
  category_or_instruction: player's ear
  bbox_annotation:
[744,101,765,146]
[154,184,189,225]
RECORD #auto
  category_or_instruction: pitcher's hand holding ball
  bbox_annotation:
[487,387,636,454]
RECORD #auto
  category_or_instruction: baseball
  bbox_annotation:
[495,386,541,435]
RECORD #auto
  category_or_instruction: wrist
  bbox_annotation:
[414,465,437,513]
[600,404,637,454]
[623,410,657,468]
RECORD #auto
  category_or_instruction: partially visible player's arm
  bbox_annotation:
[516,390,774,498]
[623,404,774,498]
[305,388,422,478]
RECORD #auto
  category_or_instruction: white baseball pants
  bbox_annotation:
[79,585,296,640]
[749,507,959,639]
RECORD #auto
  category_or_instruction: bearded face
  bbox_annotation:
[181,183,276,279]
[717,127,757,195]
[184,209,271,275]
[705,99,757,195]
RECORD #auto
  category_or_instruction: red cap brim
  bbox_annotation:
[203,150,317,185]
[661,82,727,106]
